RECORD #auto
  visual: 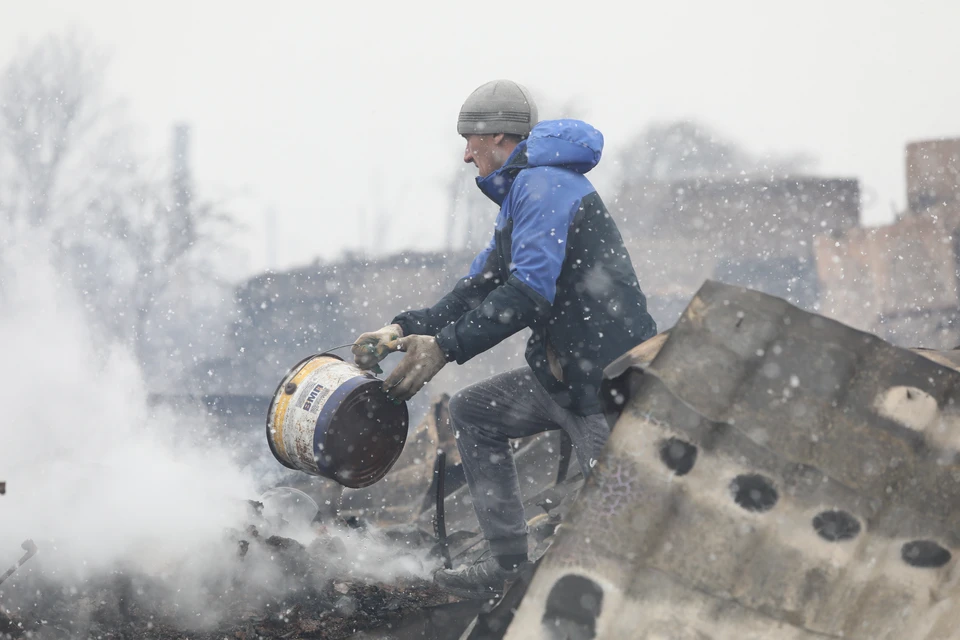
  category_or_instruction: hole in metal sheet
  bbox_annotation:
[659,438,698,476]
[730,474,778,512]
[812,510,861,541]
[542,574,604,640]
[902,540,951,568]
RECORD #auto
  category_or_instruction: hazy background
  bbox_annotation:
[4,0,959,276]
[1,4,959,633]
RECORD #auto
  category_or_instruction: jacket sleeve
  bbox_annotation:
[391,236,499,337]
[434,171,580,363]
[435,273,550,364]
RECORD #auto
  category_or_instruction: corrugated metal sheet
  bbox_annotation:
[505,280,960,640]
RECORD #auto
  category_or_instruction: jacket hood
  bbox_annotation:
[476,119,604,204]
[524,119,603,172]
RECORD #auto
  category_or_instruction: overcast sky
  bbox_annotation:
[3,1,959,276]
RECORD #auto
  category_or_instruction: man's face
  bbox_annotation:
[463,133,506,178]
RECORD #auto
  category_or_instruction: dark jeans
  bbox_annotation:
[448,367,610,556]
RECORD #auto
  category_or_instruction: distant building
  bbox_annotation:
[192,249,530,419]
[815,138,960,348]
[615,176,861,327]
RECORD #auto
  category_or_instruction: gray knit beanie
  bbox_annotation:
[457,80,538,137]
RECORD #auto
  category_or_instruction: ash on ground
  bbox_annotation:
[0,501,452,640]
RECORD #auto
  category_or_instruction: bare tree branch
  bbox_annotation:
[0,33,237,372]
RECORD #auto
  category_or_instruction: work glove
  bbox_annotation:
[352,324,403,371]
[383,335,447,402]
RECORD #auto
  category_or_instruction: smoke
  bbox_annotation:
[0,239,436,631]
[0,239,256,572]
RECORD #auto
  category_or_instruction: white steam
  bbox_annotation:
[0,241,256,574]
[0,240,436,604]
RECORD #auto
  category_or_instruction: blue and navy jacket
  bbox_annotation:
[393,119,656,415]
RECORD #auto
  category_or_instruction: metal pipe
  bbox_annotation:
[435,452,451,569]
[0,540,38,587]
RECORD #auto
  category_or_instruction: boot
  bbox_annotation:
[434,553,529,600]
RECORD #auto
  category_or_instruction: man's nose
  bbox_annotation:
[463,144,474,164]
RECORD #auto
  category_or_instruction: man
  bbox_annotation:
[352,79,656,598]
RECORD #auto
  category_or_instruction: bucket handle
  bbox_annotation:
[325,343,405,397]
[323,342,395,376]
[323,343,362,353]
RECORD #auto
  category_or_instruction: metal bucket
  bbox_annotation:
[266,354,409,488]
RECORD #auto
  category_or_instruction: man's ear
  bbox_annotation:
[493,132,506,145]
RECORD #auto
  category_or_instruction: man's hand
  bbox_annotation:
[383,335,447,402]
[352,324,403,371]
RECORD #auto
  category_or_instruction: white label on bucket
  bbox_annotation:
[281,359,368,475]
[299,383,331,414]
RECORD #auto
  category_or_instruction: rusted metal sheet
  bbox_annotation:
[506,280,960,640]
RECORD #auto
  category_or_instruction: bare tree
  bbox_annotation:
[74,172,232,367]
[442,163,491,253]
[616,119,817,187]
[0,33,234,371]
[0,33,131,236]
